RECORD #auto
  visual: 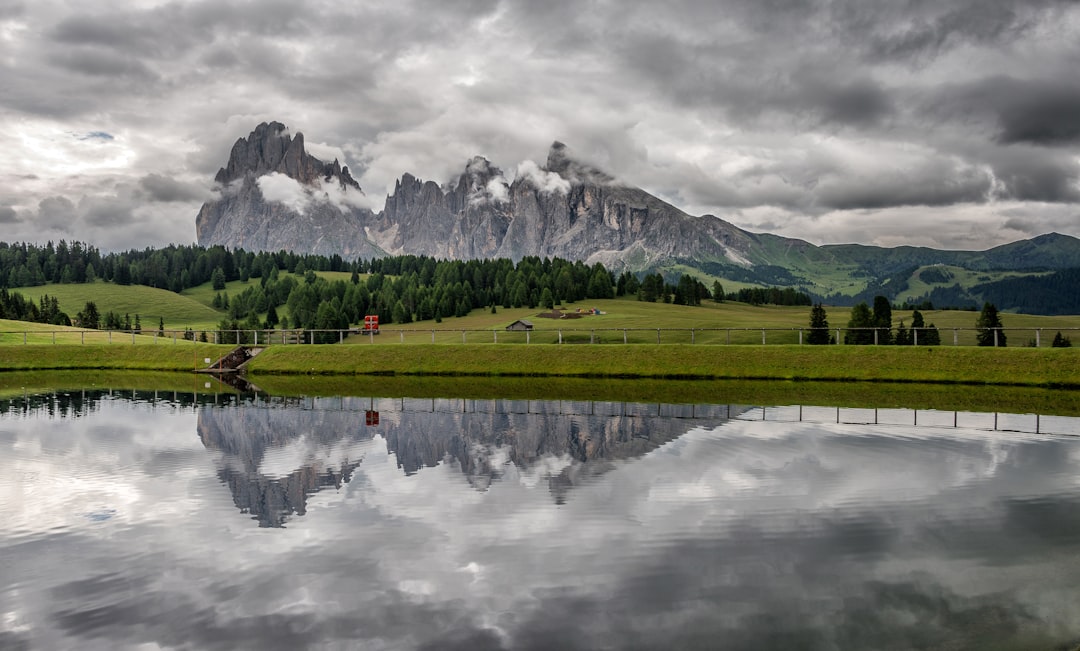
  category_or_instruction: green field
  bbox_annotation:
[1,342,1078,389]
[19,281,224,330]
[5,283,1080,349]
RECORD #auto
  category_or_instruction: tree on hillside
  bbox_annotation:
[211,266,226,291]
[712,281,724,303]
[807,303,830,344]
[844,302,875,345]
[1052,331,1072,347]
[77,301,100,329]
[975,302,1006,347]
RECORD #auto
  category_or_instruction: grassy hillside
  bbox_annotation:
[19,281,223,329]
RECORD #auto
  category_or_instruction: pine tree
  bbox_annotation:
[844,302,875,345]
[894,320,910,346]
[872,295,893,345]
[211,266,226,291]
[975,302,1006,347]
[1052,331,1072,348]
[807,303,830,345]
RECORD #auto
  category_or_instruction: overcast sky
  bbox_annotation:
[1,0,1078,252]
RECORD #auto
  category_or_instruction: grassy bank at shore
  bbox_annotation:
[0,344,233,372]
[3,343,1075,388]
[2,370,1078,416]
[245,344,1080,388]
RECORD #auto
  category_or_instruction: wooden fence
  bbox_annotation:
[2,326,1078,347]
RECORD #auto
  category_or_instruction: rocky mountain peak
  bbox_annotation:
[213,121,360,192]
[544,141,613,185]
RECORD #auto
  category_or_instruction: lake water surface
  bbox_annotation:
[2,390,1080,650]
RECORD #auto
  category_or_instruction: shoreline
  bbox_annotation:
[0,344,1078,389]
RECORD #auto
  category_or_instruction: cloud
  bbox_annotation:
[0,206,18,223]
[138,174,211,203]
[36,195,77,231]
[257,173,312,213]
[515,160,571,195]
[0,0,1079,251]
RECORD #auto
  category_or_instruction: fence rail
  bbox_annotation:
[2,326,1078,347]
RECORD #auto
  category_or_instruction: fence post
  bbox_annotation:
[23,332,27,345]
[727,329,731,345]
[433,330,436,344]
[1036,329,1041,348]
[527,331,531,344]
[799,330,803,345]
[762,329,766,345]
[623,329,627,344]
[836,328,841,344]
[81,331,84,345]
[369,330,374,344]
[400,331,404,344]
[657,329,661,344]
[109,331,112,344]
[559,330,563,344]
[52,331,56,345]
[913,328,918,346]
[493,330,497,343]
[953,329,958,346]
[994,329,999,347]
[691,328,695,344]
[132,331,136,344]
[462,330,466,344]
[874,329,878,346]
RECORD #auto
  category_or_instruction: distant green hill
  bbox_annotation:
[17,282,224,329]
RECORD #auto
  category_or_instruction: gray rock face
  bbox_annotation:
[195,121,769,269]
[197,122,380,258]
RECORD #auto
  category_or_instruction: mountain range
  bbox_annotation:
[196,122,1080,306]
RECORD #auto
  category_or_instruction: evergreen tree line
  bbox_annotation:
[804,297,943,346]
[213,256,627,343]
[0,290,70,325]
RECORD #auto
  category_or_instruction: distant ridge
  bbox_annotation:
[195,122,1080,304]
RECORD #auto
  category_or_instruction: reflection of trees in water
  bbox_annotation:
[0,389,232,419]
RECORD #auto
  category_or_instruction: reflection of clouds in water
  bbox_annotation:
[1,400,1080,649]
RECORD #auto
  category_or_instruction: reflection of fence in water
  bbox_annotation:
[281,396,1080,437]
[734,405,1080,436]
[4,390,1076,436]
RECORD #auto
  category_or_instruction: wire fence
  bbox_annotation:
[2,326,1078,347]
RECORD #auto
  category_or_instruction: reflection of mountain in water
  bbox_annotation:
[198,405,373,527]
[381,406,717,502]
[197,398,730,522]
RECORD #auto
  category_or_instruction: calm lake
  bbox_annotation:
[2,389,1080,650]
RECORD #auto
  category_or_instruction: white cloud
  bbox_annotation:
[515,160,571,195]
[257,172,312,213]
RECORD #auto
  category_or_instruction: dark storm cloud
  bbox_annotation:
[816,160,993,210]
[972,77,1080,147]
[3,0,1080,249]
[986,147,1080,203]
[138,174,209,203]
[47,47,159,81]
[0,206,18,223]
